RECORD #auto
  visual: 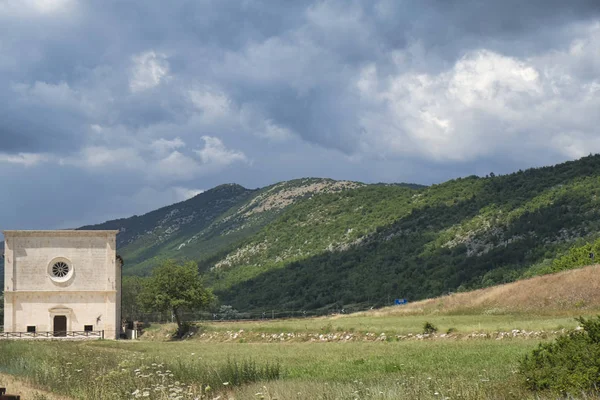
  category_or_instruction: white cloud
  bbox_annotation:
[0,0,75,16]
[447,50,541,107]
[28,0,74,14]
[173,186,204,201]
[153,150,202,181]
[189,88,232,122]
[262,120,294,141]
[238,105,294,141]
[56,136,248,184]
[61,144,198,181]
[90,124,103,133]
[150,137,186,156]
[0,152,48,166]
[12,81,93,115]
[354,25,600,163]
[195,136,249,167]
[220,35,327,94]
[129,51,170,93]
[63,146,146,170]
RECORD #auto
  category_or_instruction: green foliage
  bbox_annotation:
[139,260,214,334]
[423,322,438,334]
[520,316,600,395]
[549,239,600,273]
[121,276,145,321]
[217,358,281,386]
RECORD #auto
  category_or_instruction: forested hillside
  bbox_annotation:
[79,183,257,275]
[3,155,600,312]
[214,155,600,311]
[85,178,366,275]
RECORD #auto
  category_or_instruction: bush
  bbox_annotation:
[520,316,600,395]
[423,321,438,334]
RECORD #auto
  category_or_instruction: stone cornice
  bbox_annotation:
[3,230,119,237]
[4,290,118,294]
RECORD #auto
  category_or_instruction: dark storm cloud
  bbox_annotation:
[0,85,88,153]
[0,0,599,231]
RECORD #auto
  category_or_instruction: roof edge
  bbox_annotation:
[3,230,120,236]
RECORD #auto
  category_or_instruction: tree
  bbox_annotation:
[121,276,145,322]
[139,260,214,335]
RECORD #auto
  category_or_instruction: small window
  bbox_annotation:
[27,326,36,333]
[84,325,94,332]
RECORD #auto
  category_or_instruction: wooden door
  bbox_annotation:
[53,315,67,337]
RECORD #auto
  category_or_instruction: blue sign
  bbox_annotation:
[394,298,408,305]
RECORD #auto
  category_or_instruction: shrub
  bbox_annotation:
[320,322,333,333]
[520,316,600,395]
[423,321,438,334]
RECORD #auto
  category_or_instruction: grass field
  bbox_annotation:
[0,312,596,400]
[180,313,584,336]
[0,331,553,400]
[2,267,600,399]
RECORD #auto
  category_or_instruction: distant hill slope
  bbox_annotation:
[362,264,600,316]
[79,183,257,275]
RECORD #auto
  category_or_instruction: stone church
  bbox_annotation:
[3,230,122,339]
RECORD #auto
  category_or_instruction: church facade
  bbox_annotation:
[3,230,122,339]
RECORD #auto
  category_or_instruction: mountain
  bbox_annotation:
[215,155,600,311]
[1,178,366,287]
[3,155,600,312]
[82,178,368,275]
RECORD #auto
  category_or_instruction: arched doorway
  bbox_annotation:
[49,306,73,336]
[53,315,67,337]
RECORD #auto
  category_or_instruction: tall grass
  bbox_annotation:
[0,341,280,399]
[4,336,600,399]
[366,265,600,317]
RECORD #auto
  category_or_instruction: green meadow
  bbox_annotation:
[1,311,597,400]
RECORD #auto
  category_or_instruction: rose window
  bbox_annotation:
[52,261,70,278]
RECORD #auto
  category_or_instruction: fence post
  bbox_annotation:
[101,330,104,340]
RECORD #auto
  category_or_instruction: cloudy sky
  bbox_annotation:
[1,0,600,231]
